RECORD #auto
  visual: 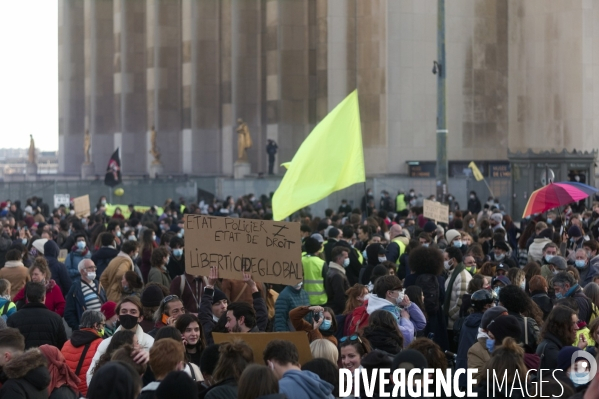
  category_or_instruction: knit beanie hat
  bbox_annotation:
[423,221,437,233]
[212,289,228,303]
[141,285,164,307]
[568,225,582,238]
[100,301,117,320]
[557,347,586,372]
[487,315,522,343]
[156,371,198,399]
[481,306,508,330]
[445,229,460,244]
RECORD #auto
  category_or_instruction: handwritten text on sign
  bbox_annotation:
[423,199,449,224]
[184,215,302,285]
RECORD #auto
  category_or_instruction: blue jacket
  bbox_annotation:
[64,278,106,331]
[44,240,72,296]
[456,311,483,386]
[0,297,17,318]
[274,286,310,332]
[65,249,91,279]
[278,370,334,399]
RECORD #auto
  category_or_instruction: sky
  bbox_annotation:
[0,1,58,151]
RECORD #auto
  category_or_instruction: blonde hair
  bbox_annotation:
[310,339,338,365]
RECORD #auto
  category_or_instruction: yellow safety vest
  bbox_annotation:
[391,238,407,265]
[354,247,364,265]
[302,255,327,305]
[396,194,407,212]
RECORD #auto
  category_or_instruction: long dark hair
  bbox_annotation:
[363,309,404,349]
[175,314,207,355]
[540,305,576,346]
[405,286,427,319]
[93,330,135,375]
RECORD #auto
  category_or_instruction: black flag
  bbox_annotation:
[104,148,122,187]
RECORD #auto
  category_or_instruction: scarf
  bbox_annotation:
[70,245,89,257]
[38,344,80,393]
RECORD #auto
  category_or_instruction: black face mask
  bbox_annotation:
[119,314,138,330]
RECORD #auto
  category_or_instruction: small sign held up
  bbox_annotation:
[73,195,91,218]
[184,215,302,285]
[423,199,449,224]
[53,194,70,209]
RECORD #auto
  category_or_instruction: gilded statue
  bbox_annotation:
[236,118,252,162]
[149,126,161,165]
[83,130,91,164]
[28,135,36,164]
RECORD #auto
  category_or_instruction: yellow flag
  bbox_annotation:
[273,90,365,221]
[468,162,484,181]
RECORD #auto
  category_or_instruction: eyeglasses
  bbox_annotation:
[162,295,179,305]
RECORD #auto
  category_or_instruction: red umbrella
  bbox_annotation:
[522,182,598,218]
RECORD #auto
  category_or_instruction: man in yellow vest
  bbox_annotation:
[386,224,407,264]
[301,237,327,306]
[396,191,407,213]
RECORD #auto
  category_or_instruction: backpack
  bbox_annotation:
[415,273,440,315]
[347,303,370,335]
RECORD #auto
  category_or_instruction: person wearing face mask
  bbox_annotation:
[574,248,593,287]
[467,191,482,214]
[555,346,593,390]
[443,247,472,351]
[100,240,142,302]
[61,309,106,397]
[65,233,92,279]
[553,272,595,324]
[64,259,107,332]
[86,296,153,386]
[273,277,310,332]
[367,275,426,347]
[289,305,338,345]
[445,229,467,255]
[147,247,172,287]
[324,247,350,315]
[165,236,185,279]
[360,243,387,285]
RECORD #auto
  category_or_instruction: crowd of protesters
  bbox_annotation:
[0,191,598,398]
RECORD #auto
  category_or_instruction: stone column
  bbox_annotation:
[220,0,234,175]
[58,0,85,174]
[114,0,146,175]
[84,0,114,177]
[146,0,182,176]
[181,0,222,175]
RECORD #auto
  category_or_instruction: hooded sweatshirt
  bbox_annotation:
[366,294,426,347]
[44,240,72,296]
[278,369,334,399]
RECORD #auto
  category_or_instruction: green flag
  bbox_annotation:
[273,90,365,221]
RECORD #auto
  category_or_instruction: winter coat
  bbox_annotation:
[202,377,237,399]
[507,310,539,352]
[61,329,103,397]
[100,253,135,302]
[64,279,107,331]
[456,312,483,386]
[166,254,185,279]
[467,337,490,380]
[138,381,159,399]
[0,260,30,298]
[14,279,66,317]
[324,263,349,315]
[90,246,119,280]
[0,348,51,399]
[444,263,472,329]
[536,331,563,370]
[148,267,172,287]
[169,274,205,314]
[87,324,154,386]
[531,291,553,320]
[221,279,265,306]
[366,294,426,347]
[140,246,155,282]
[404,272,449,351]
[274,286,310,332]
[333,240,362,286]
[64,249,91,279]
[7,302,67,350]
[278,370,335,399]
[289,306,337,346]
[44,240,72,296]
[48,386,77,399]
[468,197,482,214]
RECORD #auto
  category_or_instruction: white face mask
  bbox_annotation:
[444,260,452,270]
[87,272,96,280]
[378,257,387,263]
[395,289,405,305]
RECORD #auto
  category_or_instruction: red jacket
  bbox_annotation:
[13,279,66,317]
[61,328,103,396]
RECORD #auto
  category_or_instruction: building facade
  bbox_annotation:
[58,0,599,180]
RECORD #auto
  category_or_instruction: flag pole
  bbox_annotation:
[482,179,495,199]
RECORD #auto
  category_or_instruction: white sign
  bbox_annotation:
[53,194,71,209]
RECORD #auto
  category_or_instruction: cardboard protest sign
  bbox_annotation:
[73,195,91,218]
[184,215,302,285]
[213,332,312,366]
[53,194,70,209]
[423,199,449,224]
